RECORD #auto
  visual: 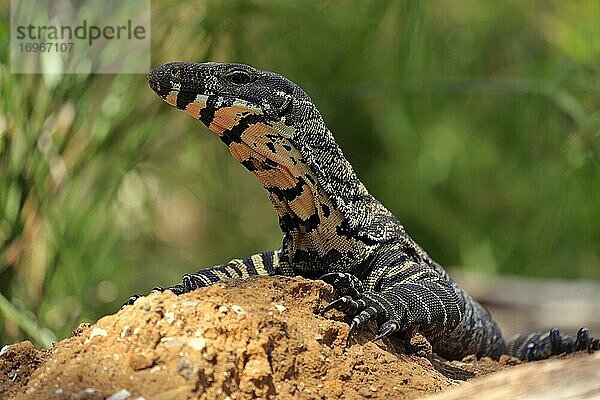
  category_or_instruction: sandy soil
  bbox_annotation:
[0,276,528,400]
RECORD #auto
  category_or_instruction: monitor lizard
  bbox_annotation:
[125,61,599,361]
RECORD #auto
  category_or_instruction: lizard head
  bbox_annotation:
[147,62,324,175]
[147,61,304,125]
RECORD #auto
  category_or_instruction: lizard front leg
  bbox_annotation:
[321,260,464,344]
[123,250,287,306]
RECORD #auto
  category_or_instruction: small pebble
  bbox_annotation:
[176,360,197,380]
[89,327,108,340]
[188,337,206,351]
[181,300,199,307]
[107,389,131,400]
[150,365,161,374]
[129,353,155,370]
[0,344,15,357]
[218,305,228,313]
[71,388,97,400]
[134,297,151,311]
[120,325,132,338]
[231,304,245,315]
[164,311,175,324]
[160,337,180,348]
[272,303,287,313]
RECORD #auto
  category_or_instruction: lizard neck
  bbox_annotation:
[187,94,404,271]
[241,111,404,272]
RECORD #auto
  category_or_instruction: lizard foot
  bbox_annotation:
[121,286,170,308]
[319,272,365,299]
[122,294,143,308]
[121,271,212,309]
[321,291,406,344]
[523,327,600,361]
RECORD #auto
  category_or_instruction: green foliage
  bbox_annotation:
[1,0,599,345]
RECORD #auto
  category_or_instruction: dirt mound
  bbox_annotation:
[1,277,513,399]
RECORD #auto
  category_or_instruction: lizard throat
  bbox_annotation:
[173,93,356,257]
[214,114,351,257]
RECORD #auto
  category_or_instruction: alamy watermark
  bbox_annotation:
[11,0,150,74]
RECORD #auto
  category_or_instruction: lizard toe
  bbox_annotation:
[526,342,538,362]
[319,272,365,298]
[549,328,562,354]
[350,305,383,330]
[321,295,365,316]
[122,294,142,308]
[347,305,385,344]
[576,327,592,353]
[372,319,400,342]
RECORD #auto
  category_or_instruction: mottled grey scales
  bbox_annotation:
[125,62,599,362]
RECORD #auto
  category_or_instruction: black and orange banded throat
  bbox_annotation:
[148,62,403,274]
[137,61,600,362]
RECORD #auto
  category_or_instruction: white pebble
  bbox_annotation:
[160,337,180,348]
[89,327,108,340]
[150,365,161,374]
[187,337,206,351]
[231,304,245,315]
[107,389,131,400]
[164,311,175,324]
[120,325,132,338]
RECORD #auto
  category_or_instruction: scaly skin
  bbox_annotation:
[125,62,599,361]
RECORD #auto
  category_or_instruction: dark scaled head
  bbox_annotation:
[147,62,312,127]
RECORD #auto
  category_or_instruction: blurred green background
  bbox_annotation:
[1,0,599,347]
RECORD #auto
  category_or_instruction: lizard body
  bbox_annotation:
[129,62,599,361]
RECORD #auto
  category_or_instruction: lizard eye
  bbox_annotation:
[224,70,253,85]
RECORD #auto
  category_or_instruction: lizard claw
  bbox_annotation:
[321,296,353,315]
[526,342,538,362]
[576,327,592,353]
[347,319,359,345]
[549,328,562,354]
[319,272,344,284]
[321,295,365,316]
[372,319,400,342]
[319,272,365,298]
